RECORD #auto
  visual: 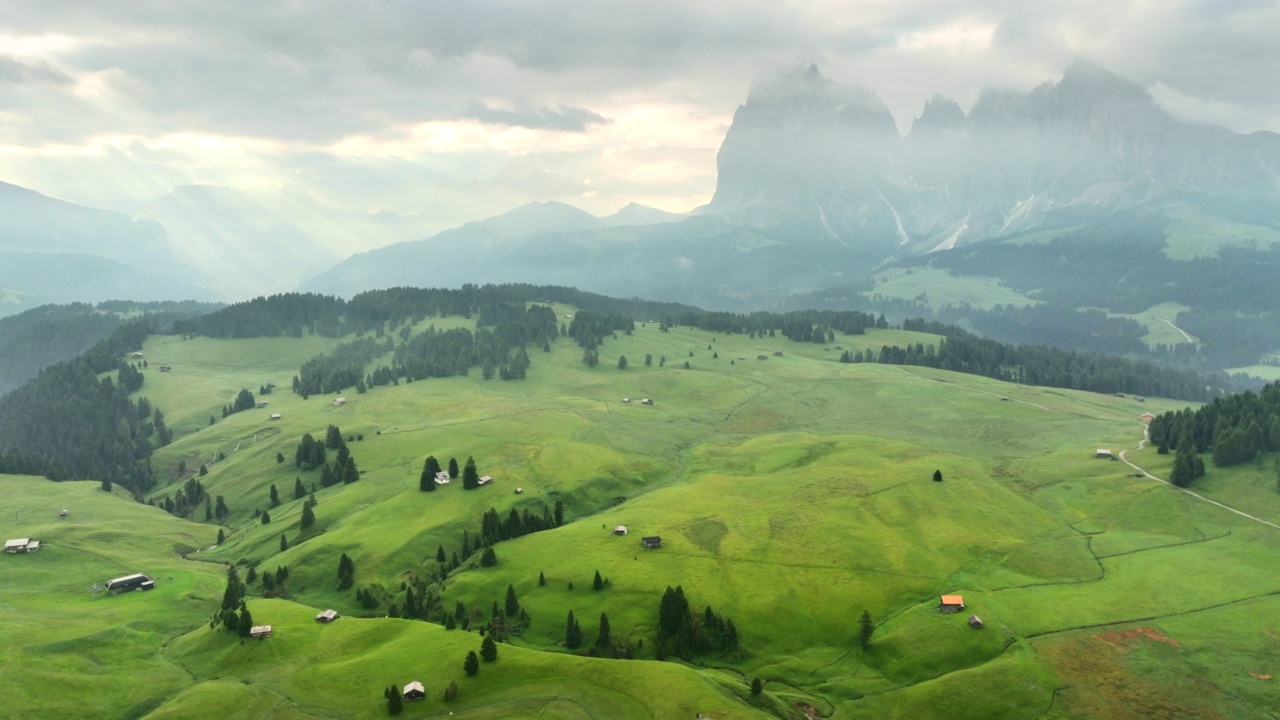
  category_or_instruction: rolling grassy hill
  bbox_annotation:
[6,304,1280,719]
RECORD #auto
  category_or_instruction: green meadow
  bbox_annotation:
[5,306,1280,718]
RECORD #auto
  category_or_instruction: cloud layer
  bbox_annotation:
[0,0,1275,231]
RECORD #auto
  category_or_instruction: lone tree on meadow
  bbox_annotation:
[480,546,498,567]
[859,610,875,649]
[617,355,628,370]
[593,570,604,591]
[337,552,355,590]
[595,612,611,649]
[505,584,520,616]
[300,502,315,530]
[269,484,280,506]
[293,477,305,499]
[463,650,480,676]
[932,469,943,482]
[448,457,460,478]
[481,634,498,662]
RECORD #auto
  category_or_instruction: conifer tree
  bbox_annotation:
[463,650,480,676]
[593,570,604,591]
[216,528,226,544]
[294,477,306,499]
[565,610,582,649]
[859,610,875,649]
[595,612,611,649]
[505,584,520,616]
[462,456,480,490]
[301,502,315,529]
[480,546,497,567]
[437,545,447,563]
[269,484,280,507]
[386,684,403,715]
[481,634,498,662]
[448,457,459,479]
[279,533,288,552]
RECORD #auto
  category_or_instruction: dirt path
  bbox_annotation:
[1156,318,1195,344]
[1118,427,1279,530]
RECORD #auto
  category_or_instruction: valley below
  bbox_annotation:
[4,300,1279,719]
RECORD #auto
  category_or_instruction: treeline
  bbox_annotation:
[0,300,220,396]
[1150,382,1280,471]
[0,321,170,492]
[295,337,390,397]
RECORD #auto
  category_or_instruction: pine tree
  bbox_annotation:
[480,546,497,567]
[236,602,254,637]
[261,510,271,524]
[448,457,459,479]
[593,570,604,591]
[859,610,874,649]
[462,456,480,489]
[216,528,226,544]
[443,680,458,702]
[279,533,288,552]
[386,684,403,715]
[932,469,943,482]
[565,610,582,649]
[481,634,498,662]
[437,545,447,563]
[420,457,437,491]
[595,612,611,649]
[269,484,280,507]
[617,355,628,369]
[301,502,316,530]
[337,552,355,590]
[463,650,480,676]
[505,584,520,616]
[539,571,546,586]
[750,677,763,696]
[293,477,305,499]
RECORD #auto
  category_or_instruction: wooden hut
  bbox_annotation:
[402,681,426,701]
[642,536,662,549]
[968,615,984,629]
[250,625,273,639]
[939,594,965,613]
[315,609,339,623]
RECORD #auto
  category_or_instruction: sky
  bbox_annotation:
[0,0,1277,228]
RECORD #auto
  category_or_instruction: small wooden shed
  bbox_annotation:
[614,525,629,535]
[316,609,339,623]
[403,681,426,700]
[939,594,965,613]
[968,614,984,629]
[642,536,662,549]
[250,625,273,639]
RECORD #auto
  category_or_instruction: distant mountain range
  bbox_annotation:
[306,60,1280,311]
[4,60,1278,352]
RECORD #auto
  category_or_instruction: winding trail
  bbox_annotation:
[1156,318,1195,343]
[1118,426,1279,530]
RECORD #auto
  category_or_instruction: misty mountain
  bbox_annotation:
[0,180,176,270]
[0,251,214,317]
[304,60,1279,314]
[141,185,454,298]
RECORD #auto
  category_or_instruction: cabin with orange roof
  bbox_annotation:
[939,594,965,613]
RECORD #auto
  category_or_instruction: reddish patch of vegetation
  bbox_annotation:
[1249,672,1272,681]
[1093,626,1181,651]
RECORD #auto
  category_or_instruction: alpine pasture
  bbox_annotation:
[4,304,1279,719]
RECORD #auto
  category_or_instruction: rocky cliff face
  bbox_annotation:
[707,60,1280,257]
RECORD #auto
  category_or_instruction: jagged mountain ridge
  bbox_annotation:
[711,59,1280,255]
[304,59,1279,308]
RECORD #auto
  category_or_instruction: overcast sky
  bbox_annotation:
[0,0,1276,225]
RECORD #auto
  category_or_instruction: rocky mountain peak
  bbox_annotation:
[909,94,966,136]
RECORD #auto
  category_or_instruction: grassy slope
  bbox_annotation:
[0,475,223,720]
[866,267,1037,310]
[9,305,1280,719]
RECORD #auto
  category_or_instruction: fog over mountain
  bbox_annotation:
[304,61,1280,307]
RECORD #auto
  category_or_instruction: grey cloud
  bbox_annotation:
[0,56,71,86]
[465,102,608,131]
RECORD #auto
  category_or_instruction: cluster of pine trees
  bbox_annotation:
[212,565,255,636]
[842,333,1236,403]
[655,585,740,660]
[221,388,257,417]
[477,501,563,546]
[294,426,360,486]
[1150,382,1280,477]
[294,336,390,396]
[0,321,167,492]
